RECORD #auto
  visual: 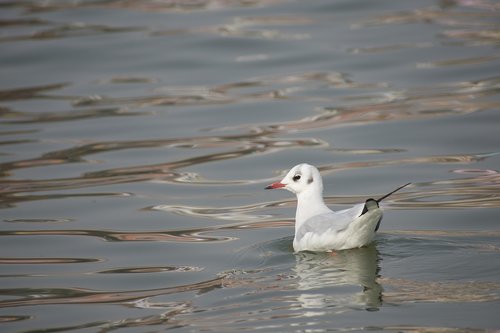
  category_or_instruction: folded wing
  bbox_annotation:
[295,203,365,241]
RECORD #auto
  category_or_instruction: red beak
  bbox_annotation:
[265,182,286,190]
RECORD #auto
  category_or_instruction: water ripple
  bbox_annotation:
[4,0,289,14]
[0,135,327,198]
[353,5,500,29]
[4,218,73,223]
[0,219,292,244]
[0,83,69,101]
[0,315,31,323]
[381,277,500,303]
[0,22,145,42]
[1,1,499,331]
[4,107,143,124]
[97,265,204,274]
[2,73,498,135]
[0,228,237,243]
[0,276,224,308]
[149,201,287,221]
[0,257,101,265]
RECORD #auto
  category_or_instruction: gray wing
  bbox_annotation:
[295,203,365,241]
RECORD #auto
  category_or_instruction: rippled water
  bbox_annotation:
[1,0,500,332]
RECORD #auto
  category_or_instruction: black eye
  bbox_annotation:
[293,175,301,182]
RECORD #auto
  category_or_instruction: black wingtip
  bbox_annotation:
[359,183,410,232]
[359,198,383,231]
[361,198,379,215]
[376,182,411,203]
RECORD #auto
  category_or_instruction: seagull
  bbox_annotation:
[265,163,410,252]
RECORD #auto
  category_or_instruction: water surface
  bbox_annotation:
[1,0,500,332]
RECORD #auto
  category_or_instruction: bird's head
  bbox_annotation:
[265,163,323,195]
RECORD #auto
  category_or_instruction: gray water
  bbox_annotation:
[1,0,500,332]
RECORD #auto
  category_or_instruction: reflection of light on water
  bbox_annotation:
[293,245,383,311]
[0,276,224,308]
[381,277,500,303]
[150,202,279,221]
[0,0,499,331]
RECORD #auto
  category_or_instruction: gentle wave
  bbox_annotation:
[0,276,224,308]
[0,228,237,243]
[0,257,101,264]
[0,218,292,245]
[1,1,499,332]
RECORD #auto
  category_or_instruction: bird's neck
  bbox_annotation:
[295,188,331,227]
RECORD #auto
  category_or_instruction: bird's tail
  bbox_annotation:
[360,182,411,232]
[376,182,411,203]
[360,182,411,216]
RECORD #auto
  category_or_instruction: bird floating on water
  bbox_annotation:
[265,163,410,252]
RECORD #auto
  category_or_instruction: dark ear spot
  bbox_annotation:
[307,177,313,184]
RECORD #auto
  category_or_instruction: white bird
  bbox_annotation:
[265,163,410,252]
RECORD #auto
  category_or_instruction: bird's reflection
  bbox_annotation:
[293,243,382,311]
